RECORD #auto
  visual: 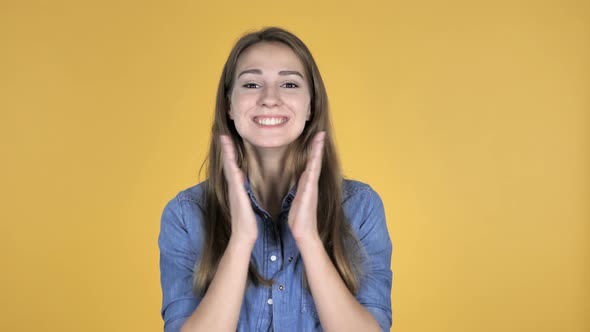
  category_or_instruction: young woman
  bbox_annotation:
[158,27,393,332]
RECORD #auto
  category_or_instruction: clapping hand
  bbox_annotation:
[288,131,326,243]
[220,135,258,246]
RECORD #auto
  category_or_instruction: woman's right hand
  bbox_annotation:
[220,135,258,247]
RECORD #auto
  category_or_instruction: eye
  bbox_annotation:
[282,82,299,88]
[242,83,260,89]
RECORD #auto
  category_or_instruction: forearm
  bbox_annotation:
[297,235,381,332]
[180,238,253,332]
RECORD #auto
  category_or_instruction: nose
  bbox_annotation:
[258,85,281,107]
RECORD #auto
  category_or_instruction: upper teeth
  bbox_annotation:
[256,117,286,125]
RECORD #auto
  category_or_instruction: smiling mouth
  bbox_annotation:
[253,116,289,126]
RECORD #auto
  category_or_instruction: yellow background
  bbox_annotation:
[1,0,588,331]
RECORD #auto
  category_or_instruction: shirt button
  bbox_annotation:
[267,298,273,305]
[270,255,277,262]
[288,256,293,262]
[278,285,285,291]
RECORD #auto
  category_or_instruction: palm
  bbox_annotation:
[288,132,326,242]
[220,135,258,244]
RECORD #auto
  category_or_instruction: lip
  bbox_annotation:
[252,115,290,128]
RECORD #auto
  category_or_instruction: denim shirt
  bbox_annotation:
[158,179,393,332]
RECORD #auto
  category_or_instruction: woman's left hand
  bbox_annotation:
[288,131,326,243]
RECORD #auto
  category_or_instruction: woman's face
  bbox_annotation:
[229,42,311,150]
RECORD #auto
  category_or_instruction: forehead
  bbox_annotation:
[235,42,305,74]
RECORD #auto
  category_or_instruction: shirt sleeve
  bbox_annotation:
[158,194,202,332]
[353,189,393,331]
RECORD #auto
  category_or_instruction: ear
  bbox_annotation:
[306,105,311,121]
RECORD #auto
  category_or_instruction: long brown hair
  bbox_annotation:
[194,26,363,296]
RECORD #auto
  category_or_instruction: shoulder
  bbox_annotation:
[172,180,208,208]
[164,181,207,219]
[341,179,386,232]
[342,179,375,199]
[160,180,208,229]
[341,179,383,208]
[159,181,208,250]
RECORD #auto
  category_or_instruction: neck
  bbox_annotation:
[244,144,295,217]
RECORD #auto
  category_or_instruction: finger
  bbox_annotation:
[220,135,236,170]
[305,131,326,182]
[220,135,242,185]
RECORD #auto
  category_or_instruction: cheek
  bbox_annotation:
[231,93,257,113]
[285,94,311,111]
[298,98,312,118]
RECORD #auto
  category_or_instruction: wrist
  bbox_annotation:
[294,232,322,252]
[227,235,256,254]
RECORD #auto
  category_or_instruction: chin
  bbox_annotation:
[244,134,300,150]
[251,139,292,149]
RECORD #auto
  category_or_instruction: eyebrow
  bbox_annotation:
[237,69,304,79]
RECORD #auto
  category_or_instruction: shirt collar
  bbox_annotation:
[243,175,298,212]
